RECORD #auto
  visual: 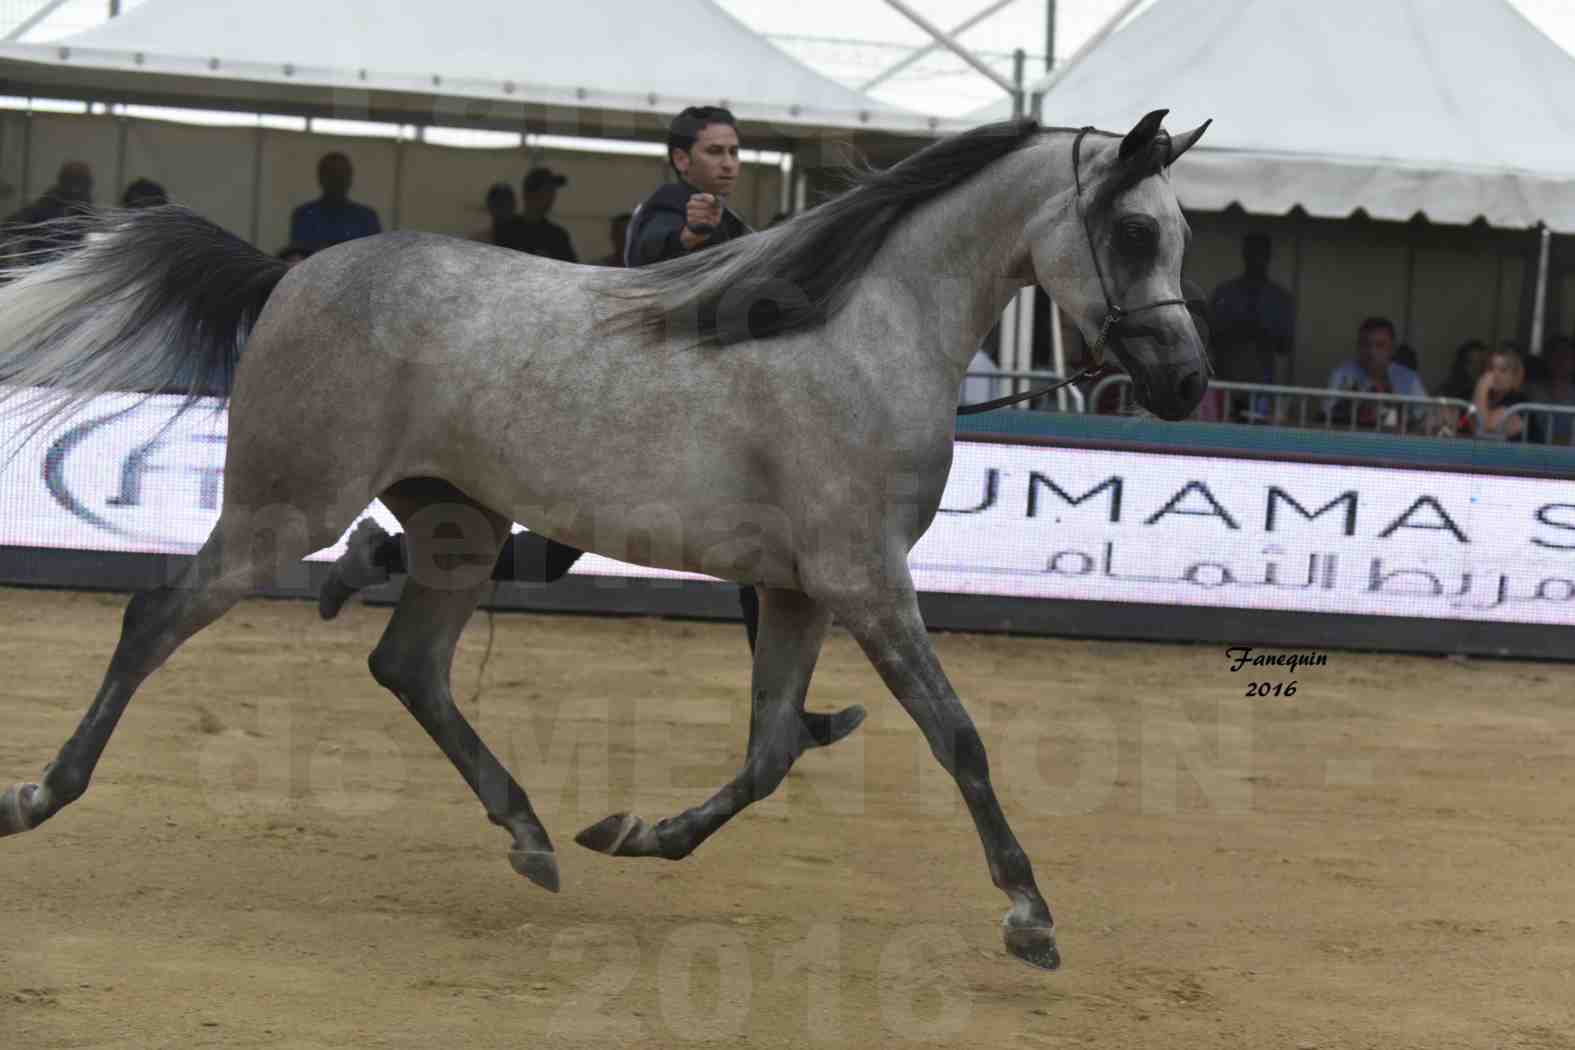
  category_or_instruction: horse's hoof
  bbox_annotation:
[805,704,867,749]
[0,783,37,837]
[1003,923,1061,971]
[574,813,641,856]
[509,848,561,893]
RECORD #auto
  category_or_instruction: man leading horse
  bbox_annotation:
[318,105,764,649]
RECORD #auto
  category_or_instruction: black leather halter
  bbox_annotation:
[956,126,1205,416]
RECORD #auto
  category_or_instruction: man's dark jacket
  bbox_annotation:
[626,180,750,266]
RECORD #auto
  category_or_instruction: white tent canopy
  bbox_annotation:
[971,0,1575,232]
[0,0,944,144]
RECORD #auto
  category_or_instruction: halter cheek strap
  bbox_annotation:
[1072,125,1202,367]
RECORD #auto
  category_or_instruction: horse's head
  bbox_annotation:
[1030,110,1212,421]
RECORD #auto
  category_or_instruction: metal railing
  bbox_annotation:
[1085,374,1478,438]
[1487,402,1575,445]
[962,369,1085,413]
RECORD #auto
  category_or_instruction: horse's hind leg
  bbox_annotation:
[823,567,1060,971]
[368,479,558,891]
[1,508,316,836]
[576,586,849,860]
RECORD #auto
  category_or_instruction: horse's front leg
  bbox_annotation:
[575,587,861,859]
[822,564,1060,971]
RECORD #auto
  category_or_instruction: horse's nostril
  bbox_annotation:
[1177,370,1204,406]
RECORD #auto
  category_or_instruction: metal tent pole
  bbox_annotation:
[862,0,1020,94]
[1530,224,1552,355]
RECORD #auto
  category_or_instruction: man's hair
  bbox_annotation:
[667,106,737,173]
[1358,316,1396,341]
[317,151,351,176]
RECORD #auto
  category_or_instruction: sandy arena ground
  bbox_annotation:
[1,585,1573,1049]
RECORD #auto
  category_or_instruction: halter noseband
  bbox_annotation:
[956,126,1205,416]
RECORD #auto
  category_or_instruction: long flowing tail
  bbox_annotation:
[0,205,289,438]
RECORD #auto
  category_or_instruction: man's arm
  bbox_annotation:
[634,207,687,266]
[558,227,578,264]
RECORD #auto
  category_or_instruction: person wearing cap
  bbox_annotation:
[495,167,576,262]
[626,105,746,266]
[289,152,382,255]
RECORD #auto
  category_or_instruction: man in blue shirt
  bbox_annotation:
[288,152,381,255]
[1325,316,1429,430]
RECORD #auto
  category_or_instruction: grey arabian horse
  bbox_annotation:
[0,111,1208,970]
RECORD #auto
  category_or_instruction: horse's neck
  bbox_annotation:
[854,141,1067,374]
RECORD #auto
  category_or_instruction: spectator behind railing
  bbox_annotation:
[1438,338,1488,402]
[1,160,94,265]
[1472,346,1543,443]
[1529,337,1575,444]
[1324,316,1428,432]
[289,152,382,255]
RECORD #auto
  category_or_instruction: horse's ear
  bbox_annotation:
[1119,109,1169,161]
[1167,119,1212,166]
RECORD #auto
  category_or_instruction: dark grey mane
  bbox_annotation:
[610,118,1059,347]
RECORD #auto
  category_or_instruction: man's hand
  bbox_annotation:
[680,193,723,250]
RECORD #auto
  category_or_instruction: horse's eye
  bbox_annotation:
[1115,221,1155,256]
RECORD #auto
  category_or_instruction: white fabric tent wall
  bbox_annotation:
[970,0,1575,232]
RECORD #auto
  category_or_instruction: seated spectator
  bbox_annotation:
[1528,336,1575,444]
[289,152,381,254]
[470,182,518,245]
[1438,338,1488,402]
[1472,346,1543,443]
[495,167,576,262]
[1393,342,1419,373]
[596,211,631,267]
[2,160,94,263]
[1324,316,1428,431]
[121,178,168,209]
